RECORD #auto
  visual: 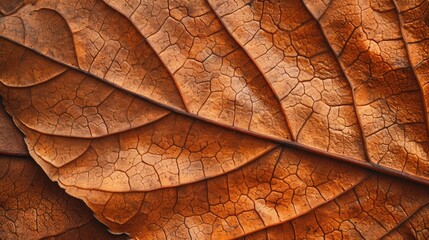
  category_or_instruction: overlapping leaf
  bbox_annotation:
[0,155,128,239]
[0,0,429,239]
[0,98,126,239]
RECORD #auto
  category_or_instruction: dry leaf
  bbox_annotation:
[0,101,127,239]
[0,95,27,156]
[0,156,127,240]
[0,0,429,239]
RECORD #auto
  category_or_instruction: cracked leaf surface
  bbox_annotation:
[1,0,429,239]
[0,101,127,239]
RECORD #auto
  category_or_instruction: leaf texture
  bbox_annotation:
[238,174,429,239]
[0,100,127,239]
[0,0,429,239]
[0,97,27,155]
[0,156,127,239]
[303,0,429,180]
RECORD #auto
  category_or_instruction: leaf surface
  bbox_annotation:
[1,0,429,239]
[0,100,127,239]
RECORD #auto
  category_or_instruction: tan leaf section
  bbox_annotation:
[49,147,370,239]
[0,102,127,239]
[238,174,429,239]
[206,0,366,159]
[0,40,276,191]
[303,0,429,179]
[0,0,289,139]
[0,0,427,181]
[0,156,126,240]
[394,0,429,130]
[19,115,275,192]
[102,0,291,139]
[0,0,185,110]
[0,0,429,239]
[384,204,429,239]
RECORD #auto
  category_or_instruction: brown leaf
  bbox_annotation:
[0,97,126,239]
[239,174,429,239]
[1,0,429,239]
[0,96,27,155]
[0,155,127,239]
[45,147,371,239]
[304,0,429,177]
